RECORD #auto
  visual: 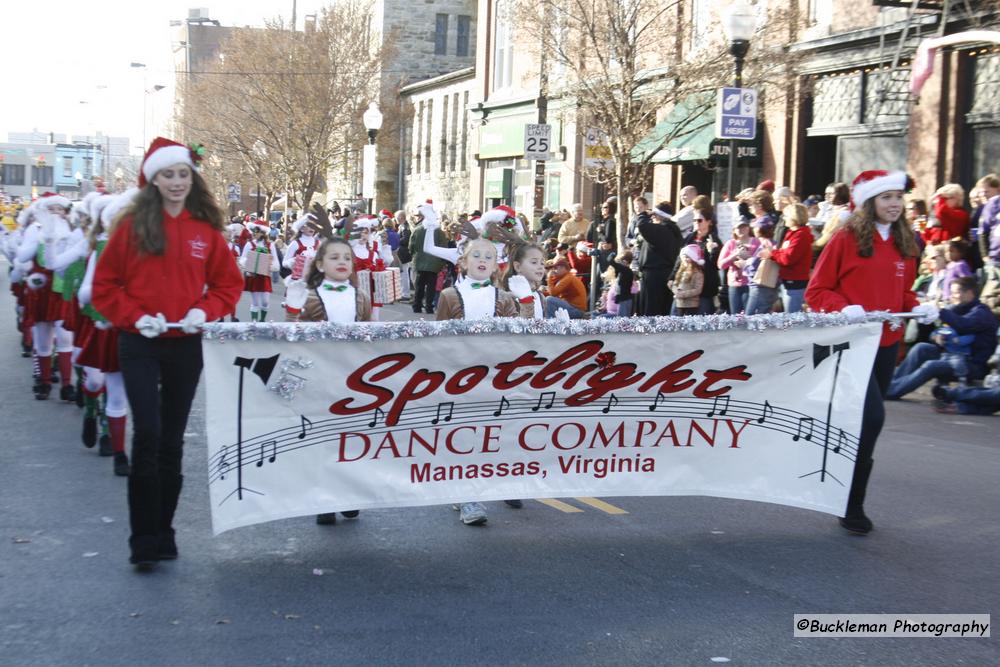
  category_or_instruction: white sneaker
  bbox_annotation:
[458,502,488,525]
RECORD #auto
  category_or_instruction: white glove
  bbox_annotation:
[554,307,571,323]
[507,275,533,300]
[912,302,939,325]
[841,304,866,324]
[135,313,168,338]
[417,203,439,229]
[179,307,207,334]
[285,279,309,311]
[26,272,47,289]
[94,320,113,331]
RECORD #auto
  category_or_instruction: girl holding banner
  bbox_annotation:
[806,170,937,535]
[285,236,371,524]
[92,137,243,571]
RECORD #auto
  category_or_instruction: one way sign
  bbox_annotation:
[715,87,757,141]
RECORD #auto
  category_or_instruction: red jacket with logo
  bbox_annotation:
[92,209,244,336]
[805,227,918,347]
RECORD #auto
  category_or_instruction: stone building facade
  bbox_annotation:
[400,68,476,217]
[326,0,479,213]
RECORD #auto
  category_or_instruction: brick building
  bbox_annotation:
[458,0,998,221]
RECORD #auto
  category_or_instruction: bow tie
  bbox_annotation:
[323,284,348,292]
[469,280,491,289]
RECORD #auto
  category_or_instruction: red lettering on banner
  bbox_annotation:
[637,351,702,395]
[687,420,719,446]
[406,429,440,456]
[693,366,752,397]
[552,422,586,450]
[330,354,411,416]
[566,363,646,405]
[339,432,371,461]
[530,341,603,389]
[493,351,547,390]
[372,431,402,459]
[482,425,502,453]
[724,419,752,448]
[589,422,626,448]
[634,421,657,447]
[518,423,549,451]
[445,426,477,454]
[654,421,681,447]
[445,365,490,394]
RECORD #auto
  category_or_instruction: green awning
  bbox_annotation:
[631,94,715,163]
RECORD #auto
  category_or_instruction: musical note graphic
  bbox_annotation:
[532,392,556,411]
[602,394,619,414]
[492,396,510,417]
[368,407,385,428]
[255,440,277,467]
[833,429,847,454]
[431,401,454,425]
[217,451,229,480]
[297,415,313,440]
[756,400,773,424]
[647,391,666,412]
[793,416,814,442]
[707,395,729,417]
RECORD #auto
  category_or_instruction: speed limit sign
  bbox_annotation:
[524,123,551,161]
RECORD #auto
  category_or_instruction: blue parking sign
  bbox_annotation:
[715,87,757,140]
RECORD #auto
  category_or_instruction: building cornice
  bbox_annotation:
[400,67,476,95]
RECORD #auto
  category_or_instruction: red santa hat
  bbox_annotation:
[32,192,71,212]
[139,137,197,187]
[680,243,705,266]
[247,219,270,234]
[479,205,516,226]
[378,208,393,219]
[575,241,593,253]
[756,179,775,193]
[850,170,908,210]
[353,215,378,230]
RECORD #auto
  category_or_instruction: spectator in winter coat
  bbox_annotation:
[975,173,1000,265]
[923,184,970,245]
[887,276,998,399]
[637,201,684,316]
[760,203,813,313]
[557,203,591,245]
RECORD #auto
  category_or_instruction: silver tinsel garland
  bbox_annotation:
[266,357,315,401]
[202,312,904,343]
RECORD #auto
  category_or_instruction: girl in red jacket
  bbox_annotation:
[92,137,243,570]
[806,170,937,535]
[761,203,813,313]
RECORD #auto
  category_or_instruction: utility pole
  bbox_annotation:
[531,10,550,226]
[291,0,297,30]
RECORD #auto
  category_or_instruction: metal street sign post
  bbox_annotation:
[716,86,757,200]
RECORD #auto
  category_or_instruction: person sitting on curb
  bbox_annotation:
[887,276,998,400]
[933,345,1000,415]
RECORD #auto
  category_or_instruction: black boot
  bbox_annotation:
[114,452,131,477]
[60,384,76,403]
[158,474,183,560]
[316,513,337,525]
[128,475,162,571]
[840,459,874,534]
[98,435,113,457]
[33,382,51,400]
[341,510,360,519]
[82,417,97,448]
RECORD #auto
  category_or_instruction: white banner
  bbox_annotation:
[202,321,882,534]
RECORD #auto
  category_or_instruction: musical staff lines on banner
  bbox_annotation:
[207,394,861,500]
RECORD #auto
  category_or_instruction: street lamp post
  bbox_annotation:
[721,1,755,201]
[362,102,383,215]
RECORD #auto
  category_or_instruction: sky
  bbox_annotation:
[1,0,328,155]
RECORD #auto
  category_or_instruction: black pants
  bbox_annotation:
[846,342,899,516]
[858,343,899,464]
[640,268,671,316]
[119,332,203,543]
[414,270,438,314]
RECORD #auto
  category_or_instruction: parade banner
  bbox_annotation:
[201,317,884,534]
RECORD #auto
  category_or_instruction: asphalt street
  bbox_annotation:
[1,287,997,666]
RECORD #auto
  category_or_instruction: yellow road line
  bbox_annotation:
[536,498,584,513]
[574,497,629,515]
